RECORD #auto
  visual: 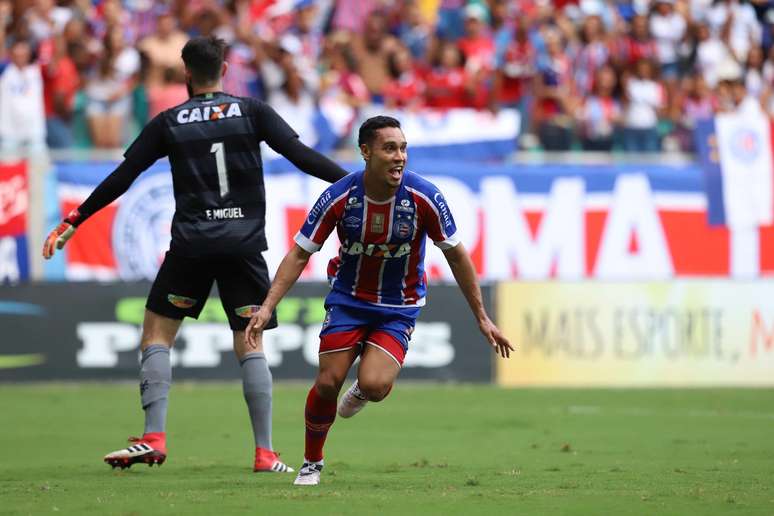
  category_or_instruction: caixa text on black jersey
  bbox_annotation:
[176,103,243,124]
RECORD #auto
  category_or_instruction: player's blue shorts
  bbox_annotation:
[318,303,420,367]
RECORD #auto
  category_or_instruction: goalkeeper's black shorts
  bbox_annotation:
[146,251,278,331]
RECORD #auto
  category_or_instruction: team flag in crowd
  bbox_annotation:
[695,108,774,229]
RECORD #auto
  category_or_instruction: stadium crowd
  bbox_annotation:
[0,0,772,153]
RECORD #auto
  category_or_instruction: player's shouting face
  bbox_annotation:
[362,127,407,191]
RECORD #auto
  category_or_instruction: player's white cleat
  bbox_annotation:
[337,381,368,418]
[103,435,166,469]
[294,461,323,485]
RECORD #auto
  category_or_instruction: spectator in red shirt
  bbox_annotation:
[383,45,425,110]
[494,17,535,124]
[612,14,657,70]
[42,34,79,148]
[457,3,494,108]
[458,4,495,73]
[425,40,473,109]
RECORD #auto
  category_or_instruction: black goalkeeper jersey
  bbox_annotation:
[76,91,348,257]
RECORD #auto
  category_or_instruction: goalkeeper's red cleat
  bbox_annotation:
[253,447,294,473]
[104,433,167,469]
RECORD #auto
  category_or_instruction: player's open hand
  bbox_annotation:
[43,209,82,259]
[478,317,514,359]
[245,306,272,349]
[42,221,76,259]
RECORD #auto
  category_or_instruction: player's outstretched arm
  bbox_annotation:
[42,116,165,259]
[41,158,146,259]
[255,102,348,184]
[246,244,313,347]
[442,243,514,359]
[274,136,349,184]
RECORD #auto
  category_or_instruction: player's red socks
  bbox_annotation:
[141,432,167,454]
[304,386,337,462]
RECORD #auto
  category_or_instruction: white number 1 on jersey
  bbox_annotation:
[210,141,229,197]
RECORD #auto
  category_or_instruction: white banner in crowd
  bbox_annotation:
[360,107,520,160]
[714,107,774,230]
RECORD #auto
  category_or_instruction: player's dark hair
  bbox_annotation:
[181,36,226,86]
[358,116,401,147]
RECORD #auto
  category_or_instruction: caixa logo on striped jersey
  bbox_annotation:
[112,173,175,280]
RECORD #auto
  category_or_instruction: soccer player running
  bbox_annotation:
[41,36,349,473]
[245,115,513,486]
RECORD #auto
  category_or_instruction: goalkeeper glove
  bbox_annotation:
[42,209,82,259]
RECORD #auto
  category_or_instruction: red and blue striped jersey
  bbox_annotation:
[295,170,459,308]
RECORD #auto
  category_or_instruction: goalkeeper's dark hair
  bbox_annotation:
[181,36,226,86]
[358,116,402,147]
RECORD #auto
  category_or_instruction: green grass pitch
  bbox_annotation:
[1,384,773,515]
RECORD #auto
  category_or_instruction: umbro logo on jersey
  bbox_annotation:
[343,216,361,228]
[176,103,243,124]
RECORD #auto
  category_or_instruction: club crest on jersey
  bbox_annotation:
[167,294,197,309]
[371,213,385,233]
[393,220,413,239]
[176,103,242,124]
[343,216,361,228]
